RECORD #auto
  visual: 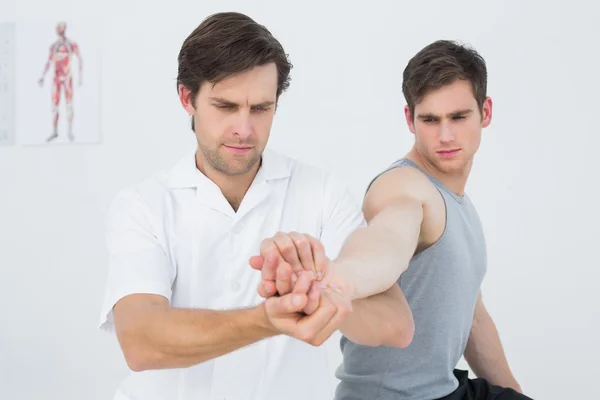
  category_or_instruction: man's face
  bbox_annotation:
[405,79,492,174]
[182,63,278,176]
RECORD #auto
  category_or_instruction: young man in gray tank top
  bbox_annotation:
[252,40,533,400]
[330,40,532,400]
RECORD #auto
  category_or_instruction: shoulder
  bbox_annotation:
[270,149,347,196]
[106,166,172,229]
[367,160,437,200]
[268,148,361,214]
[363,159,440,219]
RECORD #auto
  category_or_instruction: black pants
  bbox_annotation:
[437,370,534,400]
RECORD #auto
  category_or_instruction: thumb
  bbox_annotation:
[267,293,307,316]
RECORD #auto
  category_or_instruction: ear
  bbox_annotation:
[481,97,492,128]
[404,105,416,134]
[178,84,196,115]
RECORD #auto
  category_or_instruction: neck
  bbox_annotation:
[406,148,471,196]
[195,152,261,212]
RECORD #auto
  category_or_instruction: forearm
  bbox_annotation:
[464,310,521,392]
[119,302,275,371]
[334,198,422,299]
[340,284,414,348]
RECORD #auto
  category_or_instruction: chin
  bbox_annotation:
[223,156,260,175]
[438,157,470,173]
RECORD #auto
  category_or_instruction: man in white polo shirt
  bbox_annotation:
[99,11,414,400]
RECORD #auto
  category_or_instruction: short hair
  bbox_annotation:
[402,40,487,118]
[177,12,293,130]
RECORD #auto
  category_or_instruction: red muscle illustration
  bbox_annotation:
[38,22,82,142]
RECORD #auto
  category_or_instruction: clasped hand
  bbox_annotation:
[249,232,354,346]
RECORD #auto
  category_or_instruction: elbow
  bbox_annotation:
[352,319,415,349]
[380,317,415,349]
[118,332,160,372]
[121,341,152,372]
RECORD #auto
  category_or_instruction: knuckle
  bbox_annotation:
[311,236,324,248]
[324,302,337,313]
[293,235,308,248]
[296,327,314,342]
[281,243,294,255]
[260,238,274,252]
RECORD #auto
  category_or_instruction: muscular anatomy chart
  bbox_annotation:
[38,22,82,143]
[18,20,102,146]
[0,22,16,146]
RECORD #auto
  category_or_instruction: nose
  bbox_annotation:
[439,122,454,143]
[232,112,253,140]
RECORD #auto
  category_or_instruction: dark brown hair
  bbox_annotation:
[402,40,487,119]
[177,12,292,130]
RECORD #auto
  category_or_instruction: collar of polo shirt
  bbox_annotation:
[168,147,291,189]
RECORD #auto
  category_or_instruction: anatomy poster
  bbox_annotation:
[16,20,102,145]
[0,22,16,146]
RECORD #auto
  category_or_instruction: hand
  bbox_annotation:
[262,270,352,346]
[250,232,356,313]
[251,249,323,315]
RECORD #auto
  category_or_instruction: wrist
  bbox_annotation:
[326,261,358,301]
[253,302,280,338]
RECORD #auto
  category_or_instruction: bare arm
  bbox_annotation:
[113,294,276,372]
[325,167,443,346]
[253,167,438,347]
[331,167,432,300]
[464,292,522,392]
[114,263,350,372]
[339,283,414,348]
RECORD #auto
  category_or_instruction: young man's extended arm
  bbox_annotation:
[464,291,523,393]
[252,167,441,347]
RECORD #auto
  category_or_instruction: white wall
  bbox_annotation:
[1,0,599,399]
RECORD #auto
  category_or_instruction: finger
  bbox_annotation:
[303,281,324,315]
[261,249,280,282]
[259,239,279,281]
[308,289,352,346]
[294,291,339,344]
[258,279,277,298]
[276,262,294,295]
[265,292,307,317]
[274,232,303,275]
[307,235,328,281]
[289,232,315,274]
[292,271,314,295]
[249,255,264,270]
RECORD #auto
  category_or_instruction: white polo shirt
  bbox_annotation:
[99,146,366,400]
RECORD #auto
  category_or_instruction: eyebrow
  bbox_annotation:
[417,108,474,119]
[209,97,275,108]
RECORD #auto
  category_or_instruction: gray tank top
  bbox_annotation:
[334,158,487,400]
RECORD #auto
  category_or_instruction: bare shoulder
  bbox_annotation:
[364,165,446,249]
[363,165,439,219]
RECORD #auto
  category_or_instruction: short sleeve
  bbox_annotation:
[319,174,367,260]
[98,189,176,334]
